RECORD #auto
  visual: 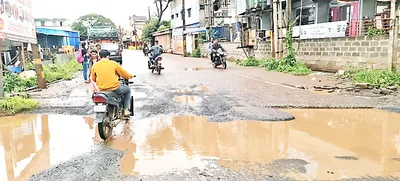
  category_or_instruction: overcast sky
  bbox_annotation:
[31,0,159,27]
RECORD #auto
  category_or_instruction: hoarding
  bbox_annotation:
[282,21,348,39]
[0,0,37,43]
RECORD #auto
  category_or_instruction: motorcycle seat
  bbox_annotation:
[95,91,121,105]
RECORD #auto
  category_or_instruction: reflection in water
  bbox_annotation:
[173,96,202,104]
[109,109,400,180]
[1,109,400,180]
[0,115,96,181]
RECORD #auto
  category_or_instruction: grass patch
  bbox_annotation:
[340,68,400,88]
[43,60,82,83]
[191,48,201,58]
[4,60,82,93]
[237,57,312,76]
[0,96,39,116]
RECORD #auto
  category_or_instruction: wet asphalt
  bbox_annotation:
[1,50,399,181]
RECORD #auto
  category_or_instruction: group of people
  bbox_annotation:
[78,42,133,117]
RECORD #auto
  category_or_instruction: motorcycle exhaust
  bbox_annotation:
[111,119,126,127]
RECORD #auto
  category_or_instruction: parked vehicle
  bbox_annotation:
[102,43,123,65]
[92,77,135,140]
[211,48,227,69]
[148,55,164,75]
[143,46,149,56]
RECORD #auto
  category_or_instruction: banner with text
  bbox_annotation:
[282,21,348,39]
[0,0,37,43]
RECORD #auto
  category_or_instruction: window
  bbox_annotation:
[40,21,45,26]
[60,22,63,26]
[176,13,178,18]
[171,15,174,19]
[187,8,192,18]
[295,4,316,26]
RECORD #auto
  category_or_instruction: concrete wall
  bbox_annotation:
[200,35,400,71]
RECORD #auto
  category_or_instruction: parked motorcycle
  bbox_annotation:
[92,77,135,140]
[211,48,227,69]
[148,55,164,75]
[143,47,149,56]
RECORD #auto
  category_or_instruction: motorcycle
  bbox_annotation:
[92,77,135,140]
[143,47,149,56]
[148,54,164,75]
[211,48,227,69]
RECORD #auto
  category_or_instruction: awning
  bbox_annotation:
[36,27,79,37]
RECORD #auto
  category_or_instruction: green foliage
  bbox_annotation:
[157,20,171,31]
[71,14,117,36]
[341,68,400,88]
[0,96,39,116]
[142,18,171,42]
[367,27,387,36]
[43,60,82,83]
[3,60,82,93]
[191,48,201,58]
[237,19,311,76]
[4,74,37,93]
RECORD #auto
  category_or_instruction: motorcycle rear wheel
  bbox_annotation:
[98,116,113,140]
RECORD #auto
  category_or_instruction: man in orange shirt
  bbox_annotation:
[91,50,134,117]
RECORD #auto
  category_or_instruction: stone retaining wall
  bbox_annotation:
[200,35,400,72]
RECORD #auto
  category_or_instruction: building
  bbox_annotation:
[170,0,205,55]
[152,29,173,52]
[125,15,147,47]
[34,18,79,50]
[34,18,72,31]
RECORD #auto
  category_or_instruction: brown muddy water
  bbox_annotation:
[1,109,400,180]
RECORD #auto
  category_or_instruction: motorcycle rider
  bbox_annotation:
[91,49,134,118]
[148,40,163,67]
[210,39,225,63]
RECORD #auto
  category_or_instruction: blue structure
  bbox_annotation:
[36,27,80,49]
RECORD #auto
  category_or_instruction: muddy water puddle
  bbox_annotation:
[108,109,400,179]
[0,114,97,181]
[1,109,400,180]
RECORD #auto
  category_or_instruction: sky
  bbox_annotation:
[31,0,158,27]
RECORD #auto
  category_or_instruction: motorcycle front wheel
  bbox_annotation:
[223,62,227,69]
[98,116,113,140]
[158,67,161,75]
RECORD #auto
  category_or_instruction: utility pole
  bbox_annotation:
[389,0,398,71]
[0,42,4,98]
[182,0,187,57]
[148,6,151,21]
[21,43,26,71]
[272,0,279,58]
[277,0,284,59]
[132,15,137,49]
[32,43,47,89]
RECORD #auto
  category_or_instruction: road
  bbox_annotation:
[0,50,400,181]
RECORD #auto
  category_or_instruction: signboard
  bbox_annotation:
[0,0,37,43]
[282,21,347,39]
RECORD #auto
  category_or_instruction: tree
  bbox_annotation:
[142,18,171,42]
[71,14,116,36]
[154,0,173,29]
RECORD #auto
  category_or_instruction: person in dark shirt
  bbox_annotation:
[210,39,225,63]
[81,42,90,83]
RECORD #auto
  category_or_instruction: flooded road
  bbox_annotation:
[1,109,400,180]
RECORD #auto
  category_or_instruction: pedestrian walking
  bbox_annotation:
[80,42,90,83]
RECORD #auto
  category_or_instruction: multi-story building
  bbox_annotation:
[170,0,203,55]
